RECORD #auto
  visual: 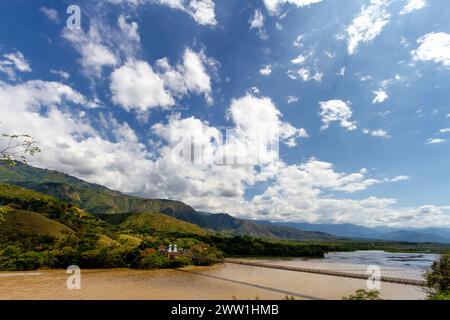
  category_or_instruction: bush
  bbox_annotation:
[431,290,450,300]
[139,252,171,269]
[46,247,76,268]
[0,246,46,270]
[187,244,224,266]
[168,255,192,268]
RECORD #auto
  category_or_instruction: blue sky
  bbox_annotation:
[0,0,450,227]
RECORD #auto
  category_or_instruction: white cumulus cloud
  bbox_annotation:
[110,59,174,112]
[0,51,32,80]
[372,89,389,104]
[320,100,357,131]
[63,25,119,76]
[400,0,426,15]
[40,6,59,22]
[259,65,272,77]
[363,128,390,139]
[109,0,217,26]
[412,32,450,68]
[346,0,391,55]
[427,138,446,145]
[249,9,268,40]
[263,0,323,16]
[156,48,215,105]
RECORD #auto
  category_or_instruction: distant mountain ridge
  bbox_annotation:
[0,162,334,241]
[257,221,450,244]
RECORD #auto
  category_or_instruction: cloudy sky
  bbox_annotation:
[1,0,450,228]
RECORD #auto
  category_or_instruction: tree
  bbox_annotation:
[0,133,41,166]
[425,254,450,300]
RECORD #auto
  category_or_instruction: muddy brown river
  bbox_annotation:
[0,260,427,300]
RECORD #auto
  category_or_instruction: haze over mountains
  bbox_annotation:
[1,162,449,244]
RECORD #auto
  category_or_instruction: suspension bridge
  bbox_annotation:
[224,259,426,286]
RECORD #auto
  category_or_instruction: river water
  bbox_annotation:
[0,251,438,300]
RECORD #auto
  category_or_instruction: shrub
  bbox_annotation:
[168,255,192,268]
[0,246,46,270]
[187,244,224,266]
[139,252,171,269]
[431,290,450,300]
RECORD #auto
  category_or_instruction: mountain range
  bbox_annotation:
[256,221,450,244]
[1,162,449,244]
[0,162,333,241]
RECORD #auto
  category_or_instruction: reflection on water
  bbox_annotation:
[0,251,434,300]
[321,251,439,270]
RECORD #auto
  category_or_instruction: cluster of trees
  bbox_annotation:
[1,229,337,271]
[138,244,223,269]
[0,231,225,271]
[198,235,331,257]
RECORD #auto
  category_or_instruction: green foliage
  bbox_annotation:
[0,245,47,270]
[139,252,172,269]
[0,205,12,222]
[430,290,450,300]
[200,235,329,257]
[0,183,68,214]
[343,289,382,300]
[425,254,450,300]
[187,243,224,266]
[139,251,192,269]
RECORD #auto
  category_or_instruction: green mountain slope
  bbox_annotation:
[0,209,75,239]
[98,212,206,235]
[1,162,195,216]
[0,183,100,240]
[0,162,333,241]
[0,182,206,239]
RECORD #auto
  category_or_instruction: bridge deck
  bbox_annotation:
[225,259,426,286]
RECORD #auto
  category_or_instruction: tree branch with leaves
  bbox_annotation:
[0,133,41,167]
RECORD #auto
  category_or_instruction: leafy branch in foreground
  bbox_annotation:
[0,133,41,166]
